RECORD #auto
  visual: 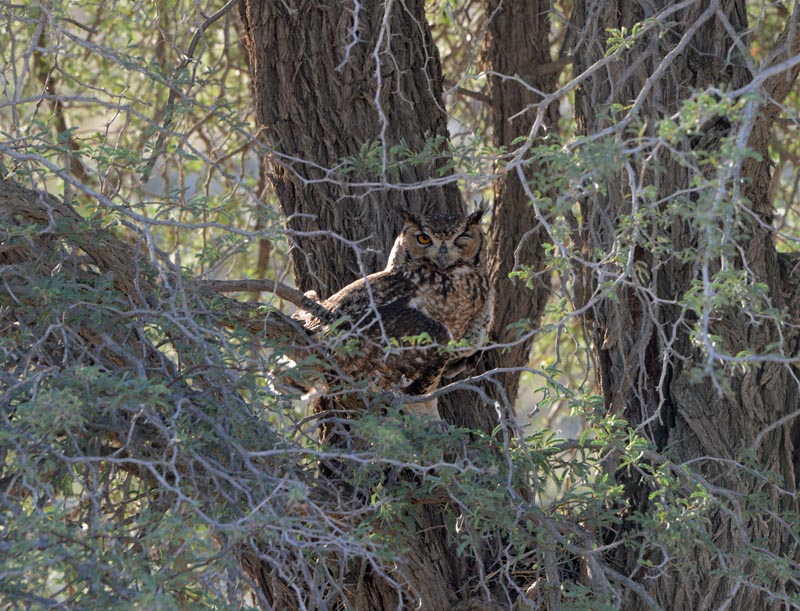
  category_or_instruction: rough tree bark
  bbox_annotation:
[237,2,488,609]
[572,1,800,608]
[237,0,463,296]
[479,0,559,408]
[236,0,563,608]
[431,0,563,432]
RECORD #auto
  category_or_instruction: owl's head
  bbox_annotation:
[387,208,487,271]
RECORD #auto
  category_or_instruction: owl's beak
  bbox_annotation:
[436,245,449,268]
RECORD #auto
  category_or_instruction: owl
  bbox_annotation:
[293,208,494,421]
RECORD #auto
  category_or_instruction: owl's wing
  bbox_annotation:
[375,298,451,396]
[291,273,389,333]
[293,272,451,396]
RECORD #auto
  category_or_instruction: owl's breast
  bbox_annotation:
[406,267,489,340]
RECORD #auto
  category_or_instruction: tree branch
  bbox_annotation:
[0,177,311,348]
[140,0,241,182]
[207,278,306,306]
[759,0,800,105]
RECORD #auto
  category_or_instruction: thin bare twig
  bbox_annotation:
[140,0,240,182]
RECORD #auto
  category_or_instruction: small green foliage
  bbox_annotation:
[398,331,434,347]
[605,17,670,57]
[3,2,800,610]
[338,134,505,181]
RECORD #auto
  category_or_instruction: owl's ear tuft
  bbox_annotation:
[466,207,486,226]
[399,206,423,227]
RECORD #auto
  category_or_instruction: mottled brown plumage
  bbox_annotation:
[293,208,494,420]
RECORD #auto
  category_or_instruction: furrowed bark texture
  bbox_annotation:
[238,0,463,296]
[435,0,560,432]
[481,0,557,408]
[237,2,496,609]
[572,1,800,608]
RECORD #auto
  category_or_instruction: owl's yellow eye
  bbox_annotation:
[416,233,432,246]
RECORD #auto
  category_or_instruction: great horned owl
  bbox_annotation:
[293,208,494,421]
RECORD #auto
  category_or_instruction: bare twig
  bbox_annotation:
[207,278,307,306]
[33,23,88,183]
[140,0,240,182]
[205,278,335,324]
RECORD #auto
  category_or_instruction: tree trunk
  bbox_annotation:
[433,0,561,432]
[481,0,558,408]
[238,2,490,609]
[572,1,800,608]
[238,0,463,296]
[237,0,565,606]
